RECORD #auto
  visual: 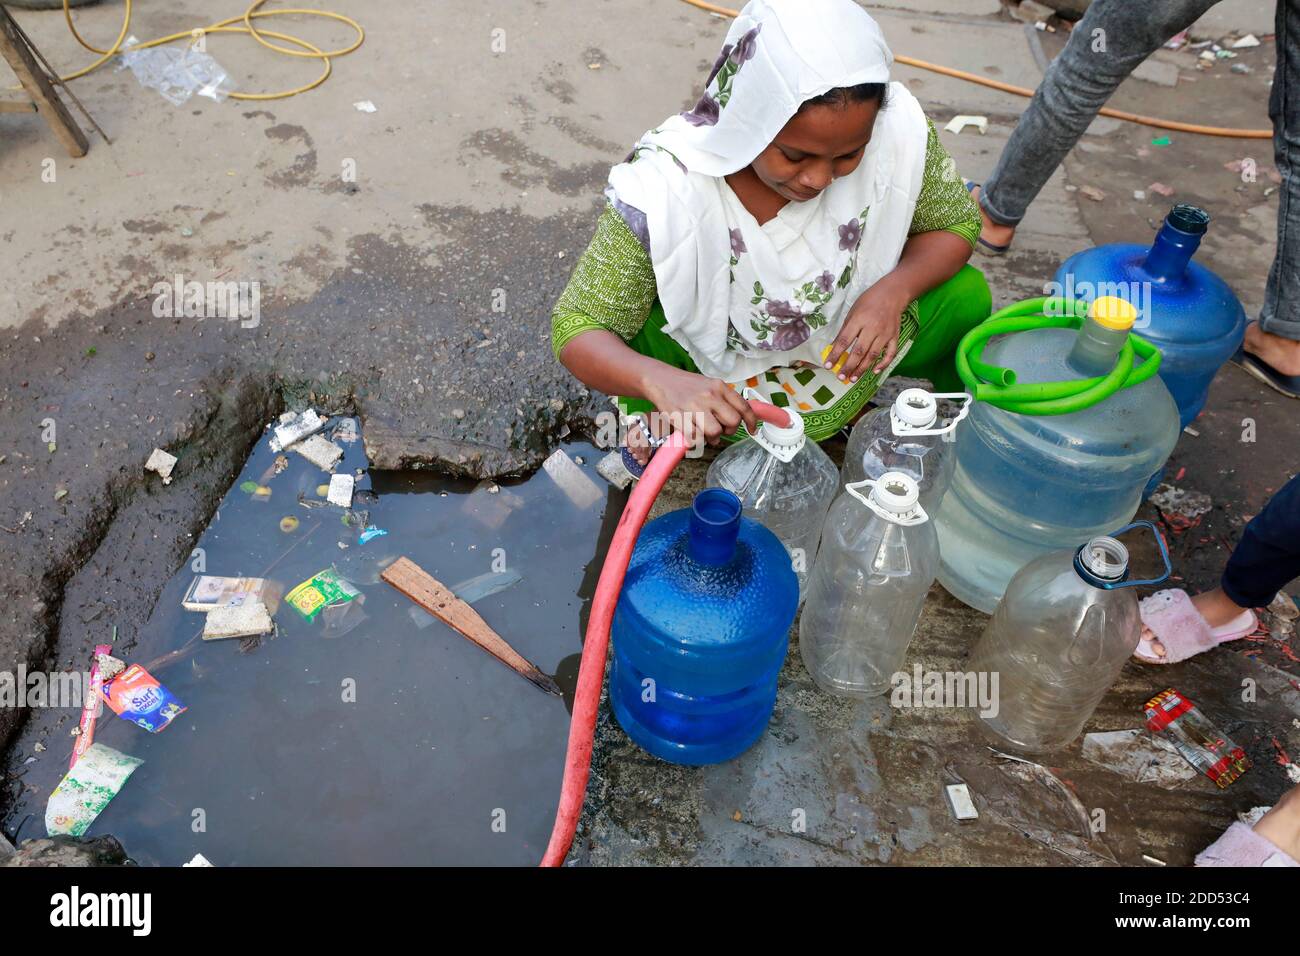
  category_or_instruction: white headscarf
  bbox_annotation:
[607,0,929,384]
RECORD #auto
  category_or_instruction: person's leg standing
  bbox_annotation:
[1220,474,1300,610]
[1242,0,1300,392]
[978,0,1221,233]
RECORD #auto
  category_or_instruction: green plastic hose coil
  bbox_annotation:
[956,297,1162,416]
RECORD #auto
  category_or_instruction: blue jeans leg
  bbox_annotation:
[1220,474,1300,608]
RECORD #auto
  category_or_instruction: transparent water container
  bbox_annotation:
[935,299,1180,613]
[707,407,839,600]
[799,473,939,698]
[841,388,970,514]
[968,521,1170,753]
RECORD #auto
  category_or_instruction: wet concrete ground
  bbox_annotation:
[2,0,1297,865]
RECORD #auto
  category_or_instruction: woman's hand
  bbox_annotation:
[823,280,910,383]
[636,366,759,460]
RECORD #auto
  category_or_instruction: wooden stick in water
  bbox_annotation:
[382,556,561,696]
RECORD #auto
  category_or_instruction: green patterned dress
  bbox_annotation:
[552,120,991,442]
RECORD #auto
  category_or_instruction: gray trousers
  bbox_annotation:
[981,0,1300,340]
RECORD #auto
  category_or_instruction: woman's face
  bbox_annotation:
[751,99,880,203]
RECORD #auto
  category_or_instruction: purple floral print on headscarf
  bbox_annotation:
[680,24,763,127]
[683,93,721,128]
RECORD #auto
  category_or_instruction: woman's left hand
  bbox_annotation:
[823,281,909,383]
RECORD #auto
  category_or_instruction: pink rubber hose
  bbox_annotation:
[541,399,792,866]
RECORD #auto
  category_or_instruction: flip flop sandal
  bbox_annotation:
[1195,821,1299,867]
[1233,346,1300,399]
[1133,588,1258,664]
[964,180,1012,257]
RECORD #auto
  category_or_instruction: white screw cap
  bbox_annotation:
[872,471,921,514]
[894,388,938,429]
[760,409,805,447]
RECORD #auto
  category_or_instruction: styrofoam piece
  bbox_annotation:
[290,434,343,472]
[203,601,273,641]
[327,473,355,508]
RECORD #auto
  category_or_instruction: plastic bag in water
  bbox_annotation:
[117,37,234,106]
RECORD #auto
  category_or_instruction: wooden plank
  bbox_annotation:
[0,95,36,113]
[382,556,561,696]
[0,6,87,157]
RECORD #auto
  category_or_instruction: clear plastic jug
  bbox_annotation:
[936,297,1180,613]
[707,405,839,600]
[968,521,1171,753]
[841,388,970,514]
[799,473,939,698]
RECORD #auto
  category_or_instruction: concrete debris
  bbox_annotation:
[145,448,178,484]
[597,450,635,491]
[270,408,326,452]
[1231,34,1261,49]
[290,434,344,472]
[203,601,274,641]
[1079,185,1106,202]
[542,448,604,509]
[1081,729,1200,788]
[943,114,988,135]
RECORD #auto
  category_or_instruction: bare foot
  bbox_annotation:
[968,184,1016,250]
[1139,587,1247,659]
[1245,321,1300,376]
[1254,784,1300,863]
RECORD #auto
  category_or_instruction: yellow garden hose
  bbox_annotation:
[28,0,363,100]
[679,0,1271,139]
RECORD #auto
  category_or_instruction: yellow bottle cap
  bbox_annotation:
[1089,296,1138,331]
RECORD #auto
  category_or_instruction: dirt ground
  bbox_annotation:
[1,0,1297,866]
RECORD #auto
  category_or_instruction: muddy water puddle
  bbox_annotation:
[3,416,621,865]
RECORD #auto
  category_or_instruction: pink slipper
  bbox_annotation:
[1195,822,1298,867]
[1134,589,1257,664]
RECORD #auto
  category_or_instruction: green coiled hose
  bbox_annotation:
[956,297,1162,416]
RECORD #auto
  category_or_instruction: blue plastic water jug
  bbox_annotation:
[609,488,799,765]
[1054,204,1246,428]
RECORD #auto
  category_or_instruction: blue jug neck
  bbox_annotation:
[689,489,742,566]
[1140,219,1203,284]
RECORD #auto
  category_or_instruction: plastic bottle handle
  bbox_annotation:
[844,478,929,526]
[1074,520,1173,590]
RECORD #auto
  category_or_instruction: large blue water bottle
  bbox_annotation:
[1054,204,1245,428]
[609,488,799,765]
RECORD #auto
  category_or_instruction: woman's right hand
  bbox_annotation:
[634,367,759,462]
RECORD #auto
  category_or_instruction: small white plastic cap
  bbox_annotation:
[760,409,805,447]
[872,471,920,514]
[894,388,938,428]
[1082,535,1130,580]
